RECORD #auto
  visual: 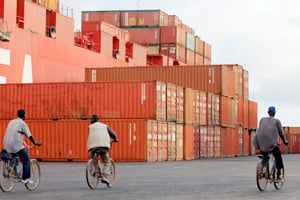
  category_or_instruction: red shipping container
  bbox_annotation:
[167,83,177,121]
[183,123,194,160]
[160,43,186,64]
[85,65,237,98]
[176,86,184,123]
[121,10,168,27]
[200,126,208,158]
[82,11,121,27]
[0,81,167,120]
[176,123,184,160]
[160,26,186,47]
[194,125,200,159]
[124,27,160,45]
[168,122,176,161]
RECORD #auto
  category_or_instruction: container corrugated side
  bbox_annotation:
[160,26,186,47]
[183,123,194,160]
[0,81,166,120]
[85,65,237,98]
[194,125,200,159]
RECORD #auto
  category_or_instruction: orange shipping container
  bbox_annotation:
[183,123,194,160]
[176,123,184,160]
[0,81,167,120]
[86,65,237,98]
[160,26,186,47]
[248,100,257,129]
[184,88,195,124]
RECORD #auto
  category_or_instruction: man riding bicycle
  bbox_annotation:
[2,109,42,184]
[87,114,118,185]
[253,106,288,181]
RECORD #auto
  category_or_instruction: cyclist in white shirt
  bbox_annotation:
[3,109,41,184]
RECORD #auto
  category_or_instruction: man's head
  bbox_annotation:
[268,106,276,117]
[17,109,26,120]
[90,114,99,124]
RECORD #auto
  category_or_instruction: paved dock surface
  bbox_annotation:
[1,154,300,200]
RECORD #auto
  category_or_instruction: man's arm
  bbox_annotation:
[277,120,288,145]
[107,127,118,142]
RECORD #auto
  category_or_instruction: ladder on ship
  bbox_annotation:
[0,18,11,42]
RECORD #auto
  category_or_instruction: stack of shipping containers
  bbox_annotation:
[81,10,212,66]
[0,4,260,162]
[85,64,258,160]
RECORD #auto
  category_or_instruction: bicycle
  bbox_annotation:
[0,142,41,192]
[256,145,285,191]
[86,141,116,189]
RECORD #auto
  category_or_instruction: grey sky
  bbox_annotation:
[60,0,300,126]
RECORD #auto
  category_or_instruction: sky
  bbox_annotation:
[60,0,300,127]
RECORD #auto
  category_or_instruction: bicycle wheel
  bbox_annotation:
[273,167,284,190]
[25,159,41,191]
[0,161,14,192]
[256,162,268,191]
[86,158,100,189]
[106,159,116,188]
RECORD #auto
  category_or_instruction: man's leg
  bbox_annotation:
[101,152,111,176]
[272,146,284,171]
[17,148,30,180]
